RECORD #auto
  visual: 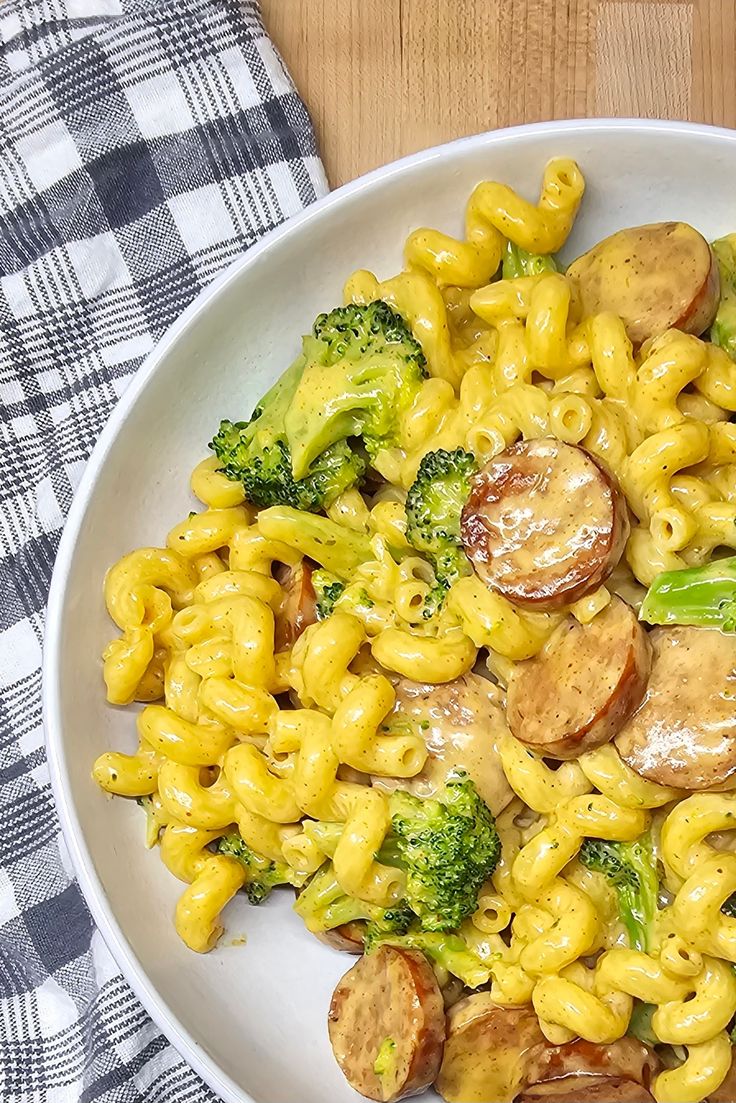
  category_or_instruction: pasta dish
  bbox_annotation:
[93,158,736,1103]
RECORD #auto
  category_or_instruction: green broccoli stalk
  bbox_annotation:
[579,834,658,953]
[293,862,412,941]
[640,556,736,631]
[405,448,477,615]
[387,774,501,932]
[294,864,490,986]
[257,506,372,579]
[711,235,736,361]
[312,569,346,619]
[210,353,365,512]
[217,832,306,905]
[628,1002,658,1046]
[365,930,490,988]
[502,241,559,279]
[285,301,427,476]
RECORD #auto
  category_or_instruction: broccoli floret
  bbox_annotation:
[312,569,346,619]
[405,449,477,606]
[217,832,305,905]
[640,556,736,632]
[362,903,414,953]
[711,235,736,361]
[257,506,372,579]
[313,301,426,372]
[502,241,559,279]
[210,350,365,512]
[579,834,658,952]
[421,579,450,621]
[298,780,500,942]
[387,775,501,933]
[285,301,427,476]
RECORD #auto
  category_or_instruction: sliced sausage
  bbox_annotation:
[616,626,736,790]
[520,1077,654,1102]
[507,597,651,759]
[371,673,513,815]
[708,1052,736,1101]
[316,921,365,954]
[526,1037,659,1095]
[567,222,719,344]
[273,560,317,652]
[461,439,629,610]
[436,994,547,1103]
[328,946,445,1101]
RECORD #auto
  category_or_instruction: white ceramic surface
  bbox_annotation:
[43,119,736,1103]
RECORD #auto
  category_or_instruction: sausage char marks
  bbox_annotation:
[328,946,445,1102]
[460,439,629,611]
[521,1037,659,1102]
[615,625,736,790]
[519,1077,654,1101]
[567,221,720,345]
[507,597,651,759]
[436,998,659,1103]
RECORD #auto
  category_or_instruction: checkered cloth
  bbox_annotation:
[0,2,327,1099]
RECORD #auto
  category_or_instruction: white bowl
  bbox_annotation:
[43,119,736,1103]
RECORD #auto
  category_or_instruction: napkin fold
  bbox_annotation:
[0,2,327,1099]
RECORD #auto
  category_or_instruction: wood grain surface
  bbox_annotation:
[261,0,736,187]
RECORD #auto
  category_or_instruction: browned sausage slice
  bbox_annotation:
[273,560,317,652]
[371,673,513,814]
[461,439,629,610]
[316,920,365,954]
[527,1036,657,1098]
[615,626,736,790]
[328,946,445,1101]
[520,1077,654,1102]
[507,597,651,759]
[708,1052,736,1100]
[436,993,547,1103]
[567,222,719,344]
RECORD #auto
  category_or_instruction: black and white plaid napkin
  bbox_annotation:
[0,2,327,1100]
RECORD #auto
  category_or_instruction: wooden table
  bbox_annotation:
[261,0,735,188]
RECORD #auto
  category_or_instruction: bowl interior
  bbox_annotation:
[45,121,736,1103]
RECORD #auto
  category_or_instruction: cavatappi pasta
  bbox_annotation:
[94,160,736,1103]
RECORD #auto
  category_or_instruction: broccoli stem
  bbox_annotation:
[640,556,736,631]
[293,865,346,930]
[257,506,372,579]
[304,819,343,857]
[711,235,736,361]
[628,1002,658,1046]
[370,931,490,988]
[502,241,558,279]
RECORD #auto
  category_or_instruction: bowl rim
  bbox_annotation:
[42,116,736,1103]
